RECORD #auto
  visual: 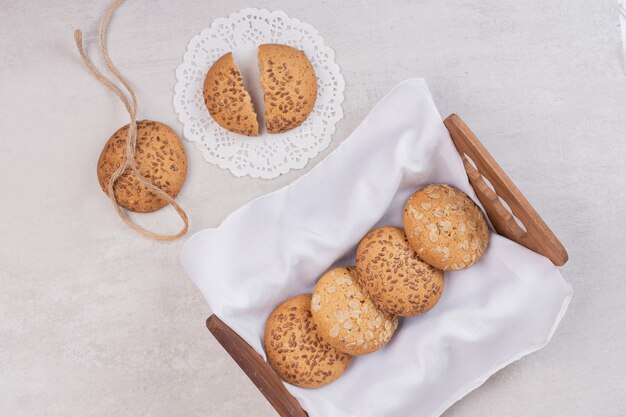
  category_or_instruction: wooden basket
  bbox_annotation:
[205,114,568,417]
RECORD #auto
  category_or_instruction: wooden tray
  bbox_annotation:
[206,114,569,417]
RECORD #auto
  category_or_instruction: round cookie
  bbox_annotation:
[402,184,489,270]
[203,52,259,136]
[311,267,398,355]
[355,226,444,316]
[97,120,187,213]
[258,44,317,133]
[264,294,351,388]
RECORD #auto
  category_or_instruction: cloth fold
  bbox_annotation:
[181,79,572,417]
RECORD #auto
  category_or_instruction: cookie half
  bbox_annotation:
[402,184,489,270]
[97,120,187,213]
[203,52,259,136]
[311,267,398,355]
[258,44,317,133]
[264,294,352,388]
[356,226,444,316]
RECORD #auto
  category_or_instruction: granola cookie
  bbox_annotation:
[355,226,444,316]
[311,267,398,355]
[264,294,351,388]
[402,184,489,270]
[258,44,317,133]
[203,52,259,136]
[97,120,187,213]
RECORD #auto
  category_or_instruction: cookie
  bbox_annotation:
[355,226,444,316]
[258,44,317,133]
[203,52,259,136]
[97,120,187,213]
[264,294,352,388]
[402,184,489,270]
[311,267,398,355]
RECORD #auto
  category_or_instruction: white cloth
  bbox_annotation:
[180,79,572,417]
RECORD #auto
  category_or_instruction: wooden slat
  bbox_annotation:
[443,114,568,266]
[206,315,309,417]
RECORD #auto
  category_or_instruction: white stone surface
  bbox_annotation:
[0,1,624,416]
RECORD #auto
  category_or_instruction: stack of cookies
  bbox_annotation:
[264,184,490,388]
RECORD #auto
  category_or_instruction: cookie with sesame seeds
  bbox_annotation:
[97,120,187,213]
[264,294,352,388]
[355,226,444,316]
[402,184,489,270]
[311,267,398,355]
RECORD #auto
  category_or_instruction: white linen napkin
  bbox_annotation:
[180,79,572,417]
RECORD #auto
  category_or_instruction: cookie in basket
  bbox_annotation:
[97,120,187,213]
[403,184,489,270]
[258,44,317,133]
[311,267,398,355]
[355,226,444,316]
[264,294,352,388]
[203,52,259,136]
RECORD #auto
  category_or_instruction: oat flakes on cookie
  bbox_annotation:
[402,184,489,270]
[97,120,187,213]
[264,294,351,388]
[356,226,444,316]
[311,267,398,355]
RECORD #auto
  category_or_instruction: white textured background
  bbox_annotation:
[1,0,624,416]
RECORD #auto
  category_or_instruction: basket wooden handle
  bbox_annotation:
[443,114,568,266]
[206,316,309,417]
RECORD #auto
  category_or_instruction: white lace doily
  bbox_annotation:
[174,8,345,179]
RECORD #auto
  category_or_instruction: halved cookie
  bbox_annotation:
[258,44,317,133]
[203,52,259,136]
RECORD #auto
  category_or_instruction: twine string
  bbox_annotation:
[74,0,188,240]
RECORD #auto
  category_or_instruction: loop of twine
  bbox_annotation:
[74,0,188,241]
